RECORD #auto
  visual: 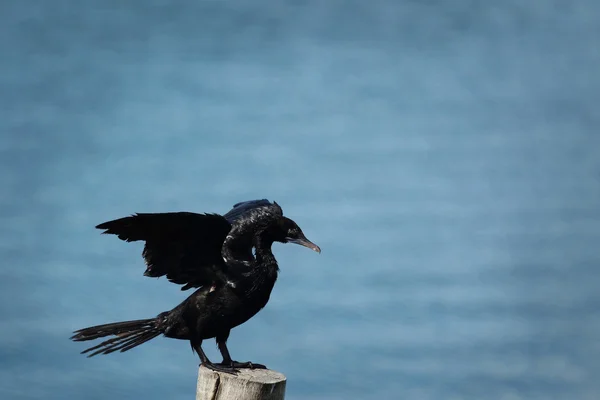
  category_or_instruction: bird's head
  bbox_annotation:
[272,217,321,253]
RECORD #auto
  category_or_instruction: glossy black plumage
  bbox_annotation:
[94,199,286,290]
[71,199,320,373]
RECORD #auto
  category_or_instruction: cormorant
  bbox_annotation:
[70,200,320,373]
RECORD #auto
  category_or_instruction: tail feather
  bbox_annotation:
[71,318,163,357]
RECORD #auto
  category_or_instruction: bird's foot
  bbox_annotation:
[201,361,239,375]
[218,360,267,370]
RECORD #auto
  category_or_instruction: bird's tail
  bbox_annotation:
[70,315,166,357]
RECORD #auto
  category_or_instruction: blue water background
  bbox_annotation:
[1,1,599,399]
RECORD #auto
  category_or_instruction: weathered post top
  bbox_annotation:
[196,366,287,400]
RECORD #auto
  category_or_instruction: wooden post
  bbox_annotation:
[196,366,286,400]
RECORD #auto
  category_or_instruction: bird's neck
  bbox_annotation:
[234,244,278,302]
[246,233,279,283]
[254,245,278,271]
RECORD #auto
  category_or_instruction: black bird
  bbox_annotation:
[70,200,320,373]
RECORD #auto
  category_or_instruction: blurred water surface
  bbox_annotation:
[1,1,599,399]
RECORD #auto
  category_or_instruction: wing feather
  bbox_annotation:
[95,200,283,290]
[96,212,231,289]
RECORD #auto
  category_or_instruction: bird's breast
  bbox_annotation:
[211,274,277,328]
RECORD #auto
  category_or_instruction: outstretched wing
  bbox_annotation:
[96,199,284,290]
[96,212,232,290]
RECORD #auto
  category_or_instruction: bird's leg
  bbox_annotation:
[217,336,233,364]
[192,339,239,374]
[215,332,267,370]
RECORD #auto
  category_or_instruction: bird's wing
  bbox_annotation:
[96,212,232,290]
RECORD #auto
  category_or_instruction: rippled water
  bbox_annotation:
[1,1,599,399]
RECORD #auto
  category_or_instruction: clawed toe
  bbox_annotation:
[202,362,239,374]
[248,362,267,369]
[217,360,267,370]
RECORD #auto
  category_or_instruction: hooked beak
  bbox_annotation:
[287,234,321,253]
